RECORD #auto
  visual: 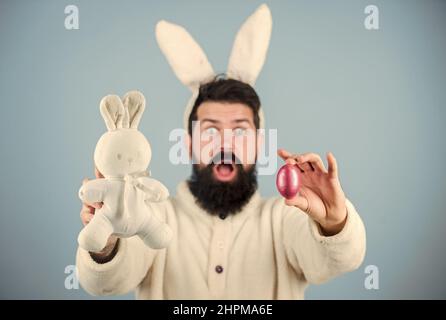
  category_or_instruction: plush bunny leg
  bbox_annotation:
[78,208,114,252]
[138,212,172,249]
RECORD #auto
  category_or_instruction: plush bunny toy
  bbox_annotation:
[78,91,172,253]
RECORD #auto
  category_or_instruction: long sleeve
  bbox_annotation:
[76,235,157,296]
[282,198,366,284]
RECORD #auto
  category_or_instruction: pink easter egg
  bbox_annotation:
[276,164,300,199]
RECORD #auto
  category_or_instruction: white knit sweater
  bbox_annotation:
[76,181,366,299]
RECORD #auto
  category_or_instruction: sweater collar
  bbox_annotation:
[174,180,263,220]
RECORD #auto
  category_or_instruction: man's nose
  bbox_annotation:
[220,140,234,154]
[220,130,234,151]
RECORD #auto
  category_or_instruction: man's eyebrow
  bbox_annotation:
[232,119,252,124]
[201,118,220,124]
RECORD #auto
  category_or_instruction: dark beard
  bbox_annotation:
[187,154,258,217]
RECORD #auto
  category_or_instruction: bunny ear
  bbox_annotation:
[227,4,272,86]
[99,95,125,131]
[122,91,146,129]
[156,20,216,91]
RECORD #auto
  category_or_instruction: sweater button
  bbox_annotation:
[215,265,224,274]
[219,213,227,220]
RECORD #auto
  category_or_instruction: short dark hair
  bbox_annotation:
[188,76,261,135]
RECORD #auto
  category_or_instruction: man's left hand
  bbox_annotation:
[278,149,348,236]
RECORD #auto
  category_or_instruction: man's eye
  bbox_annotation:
[204,127,219,136]
[233,128,247,136]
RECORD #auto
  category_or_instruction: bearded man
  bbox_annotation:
[76,4,366,300]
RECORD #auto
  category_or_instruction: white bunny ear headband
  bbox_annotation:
[100,91,146,131]
[155,3,272,130]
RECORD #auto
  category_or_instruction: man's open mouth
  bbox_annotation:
[211,152,238,182]
[213,163,237,181]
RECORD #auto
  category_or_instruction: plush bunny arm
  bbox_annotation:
[137,177,170,202]
[78,179,108,204]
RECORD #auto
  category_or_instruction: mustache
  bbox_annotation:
[209,151,241,166]
[188,161,258,216]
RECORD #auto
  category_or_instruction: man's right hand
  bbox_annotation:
[80,167,118,262]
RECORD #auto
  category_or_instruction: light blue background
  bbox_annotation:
[0,0,445,299]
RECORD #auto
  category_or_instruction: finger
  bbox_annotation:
[300,162,314,172]
[80,208,94,224]
[82,178,89,185]
[95,167,104,179]
[277,148,293,161]
[286,153,307,172]
[81,212,94,226]
[82,203,96,214]
[83,200,102,210]
[284,159,305,174]
[278,149,304,172]
[284,195,310,213]
[298,153,327,173]
[90,202,103,209]
[327,152,338,179]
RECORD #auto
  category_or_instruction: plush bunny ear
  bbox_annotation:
[156,20,216,91]
[99,95,125,131]
[227,4,272,86]
[122,91,146,129]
